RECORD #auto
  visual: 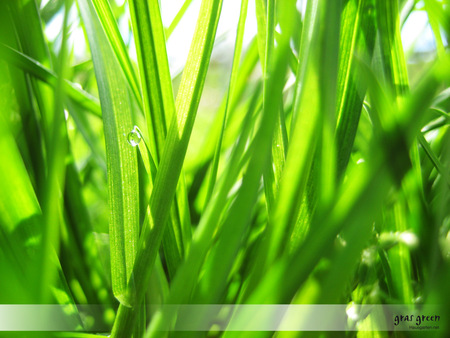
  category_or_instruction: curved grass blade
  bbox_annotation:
[0,44,102,117]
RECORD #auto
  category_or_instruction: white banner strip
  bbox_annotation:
[0,304,443,332]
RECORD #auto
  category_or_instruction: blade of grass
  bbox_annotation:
[186,39,259,173]
[110,0,224,335]
[38,0,71,303]
[77,0,140,307]
[240,0,322,301]
[239,57,449,311]
[145,83,263,336]
[128,0,191,278]
[192,0,295,305]
[91,0,142,109]
[335,0,376,179]
[165,0,194,39]
[0,44,102,117]
[204,0,249,203]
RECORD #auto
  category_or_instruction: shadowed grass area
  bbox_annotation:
[0,0,449,336]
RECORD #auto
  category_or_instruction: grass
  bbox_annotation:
[0,0,449,336]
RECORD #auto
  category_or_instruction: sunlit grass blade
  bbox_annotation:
[128,0,191,277]
[205,0,248,203]
[240,33,449,310]
[0,44,102,117]
[335,0,376,179]
[78,0,140,307]
[186,39,259,173]
[38,0,71,303]
[111,0,224,335]
[240,0,321,300]
[144,84,262,335]
[91,0,142,109]
[165,0,194,39]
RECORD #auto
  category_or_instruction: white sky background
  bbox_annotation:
[41,0,442,78]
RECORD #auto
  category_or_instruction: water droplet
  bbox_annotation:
[127,126,142,147]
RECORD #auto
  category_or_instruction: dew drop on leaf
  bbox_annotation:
[127,126,142,147]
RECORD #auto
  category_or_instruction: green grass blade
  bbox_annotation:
[111,0,224,335]
[78,0,140,307]
[91,0,142,109]
[128,0,175,160]
[205,0,249,203]
[376,0,409,101]
[128,0,191,279]
[39,0,71,303]
[0,44,102,117]
[145,85,262,335]
[192,0,296,306]
[165,0,194,39]
[335,0,376,179]
[243,0,322,297]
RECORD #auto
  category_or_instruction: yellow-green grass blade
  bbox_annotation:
[260,0,286,214]
[0,44,102,117]
[205,0,249,203]
[91,0,142,109]
[241,0,322,301]
[165,0,194,39]
[78,0,140,307]
[315,0,341,211]
[376,0,409,102]
[335,0,376,179]
[38,0,71,303]
[186,39,259,173]
[128,0,191,276]
[111,0,224,335]
[254,0,289,218]
[145,83,263,336]
[240,59,448,311]
[191,0,297,307]
[128,0,174,160]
